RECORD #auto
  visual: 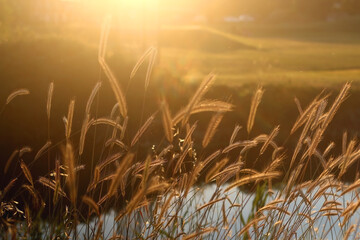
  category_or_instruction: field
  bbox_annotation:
[2,18,360,239]
[153,19,360,88]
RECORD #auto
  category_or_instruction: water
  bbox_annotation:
[76,183,360,239]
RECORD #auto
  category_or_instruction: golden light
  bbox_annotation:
[78,0,161,28]
[85,0,160,13]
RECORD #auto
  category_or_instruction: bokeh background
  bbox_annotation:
[1,0,360,185]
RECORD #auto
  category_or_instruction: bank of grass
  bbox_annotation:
[157,20,360,87]
[3,19,360,88]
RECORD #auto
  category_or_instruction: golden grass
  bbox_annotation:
[130,113,156,147]
[6,88,30,105]
[38,176,66,197]
[46,82,54,120]
[19,146,32,157]
[65,100,75,141]
[2,20,360,240]
[225,171,282,192]
[160,98,173,143]
[260,125,279,155]
[229,124,242,145]
[99,57,127,118]
[130,47,155,80]
[2,178,17,199]
[4,149,19,174]
[172,100,234,126]
[63,143,77,206]
[20,160,33,186]
[85,82,102,115]
[247,86,264,134]
[82,195,100,216]
[34,141,52,160]
[107,153,135,197]
[145,48,157,90]
[181,73,216,126]
[202,112,224,148]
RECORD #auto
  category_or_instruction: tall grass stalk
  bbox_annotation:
[1,20,360,240]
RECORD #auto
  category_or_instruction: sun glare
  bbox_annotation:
[121,0,158,8]
[82,0,161,28]
[89,0,159,11]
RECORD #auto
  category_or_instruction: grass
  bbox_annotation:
[157,22,360,87]
[2,65,360,239]
[2,20,360,239]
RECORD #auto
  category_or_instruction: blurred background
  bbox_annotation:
[1,0,360,85]
[1,0,360,183]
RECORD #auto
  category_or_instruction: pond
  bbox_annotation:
[75,183,360,239]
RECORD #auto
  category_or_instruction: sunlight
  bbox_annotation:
[82,0,160,28]
[2,0,360,239]
[120,0,158,8]
[87,0,159,11]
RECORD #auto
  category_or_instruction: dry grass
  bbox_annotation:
[2,21,360,240]
[247,86,264,134]
[6,88,30,105]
